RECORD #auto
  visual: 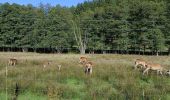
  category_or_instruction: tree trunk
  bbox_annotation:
[57,48,61,54]
[143,45,146,55]
[103,50,106,54]
[156,51,159,56]
[22,48,28,52]
[80,46,85,54]
[33,48,36,53]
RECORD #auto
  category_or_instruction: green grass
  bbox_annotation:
[0,93,7,100]
[0,52,170,100]
[18,92,47,100]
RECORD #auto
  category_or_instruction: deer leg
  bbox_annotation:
[87,67,90,74]
[157,70,159,75]
[43,65,46,71]
[90,67,92,75]
[159,70,163,76]
[134,63,138,69]
[84,68,87,74]
[140,65,145,71]
[14,62,16,66]
[146,69,149,75]
[8,61,10,66]
[140,65,143,70]
[143,68,150,75]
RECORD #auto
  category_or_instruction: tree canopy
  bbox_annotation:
[0,0,170,54]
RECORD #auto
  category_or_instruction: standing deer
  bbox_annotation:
[82,61,93,75]
[79,56,94,75]
[143,63,163,75]
[85,62,93,75]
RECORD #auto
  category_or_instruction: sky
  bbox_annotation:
[0,0,90,7]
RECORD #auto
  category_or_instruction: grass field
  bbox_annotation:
[0,52,170,100]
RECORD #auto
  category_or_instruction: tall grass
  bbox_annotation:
[0,52,170,99]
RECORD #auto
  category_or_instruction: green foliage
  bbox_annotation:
[0,0,170,53]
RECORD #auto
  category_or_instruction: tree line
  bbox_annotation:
[0,0,170,55]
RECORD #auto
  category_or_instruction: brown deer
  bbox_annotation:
[79,56,94,75]
[134,59,147,70]
[8,58,17,66]
[82,61,93,75]
[43,61,51,70]
[79,57,88,64]
[143,63,163,75]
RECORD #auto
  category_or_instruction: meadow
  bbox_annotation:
[0,52,170,100]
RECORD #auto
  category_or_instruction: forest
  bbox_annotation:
[0,0,170,54]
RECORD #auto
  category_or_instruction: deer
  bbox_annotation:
[143,63,164,76]
[42,60,62,72]
[8,58,17,66]
[134,59,147,70]
[79,56,88,65]
[79,56,94,75]
[43,60,51,70]
[83,61,93,75]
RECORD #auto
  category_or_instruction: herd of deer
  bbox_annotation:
[135,58,170,76]
[7,57,62,71]
[7,57,170,76]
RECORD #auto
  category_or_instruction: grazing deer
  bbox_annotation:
[143,63,163,75]
[134,59,147,70]
[79,57,88,64]
[8,58,17,66]
[43,61,51,70]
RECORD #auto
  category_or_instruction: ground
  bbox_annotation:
[0,52,170,100]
